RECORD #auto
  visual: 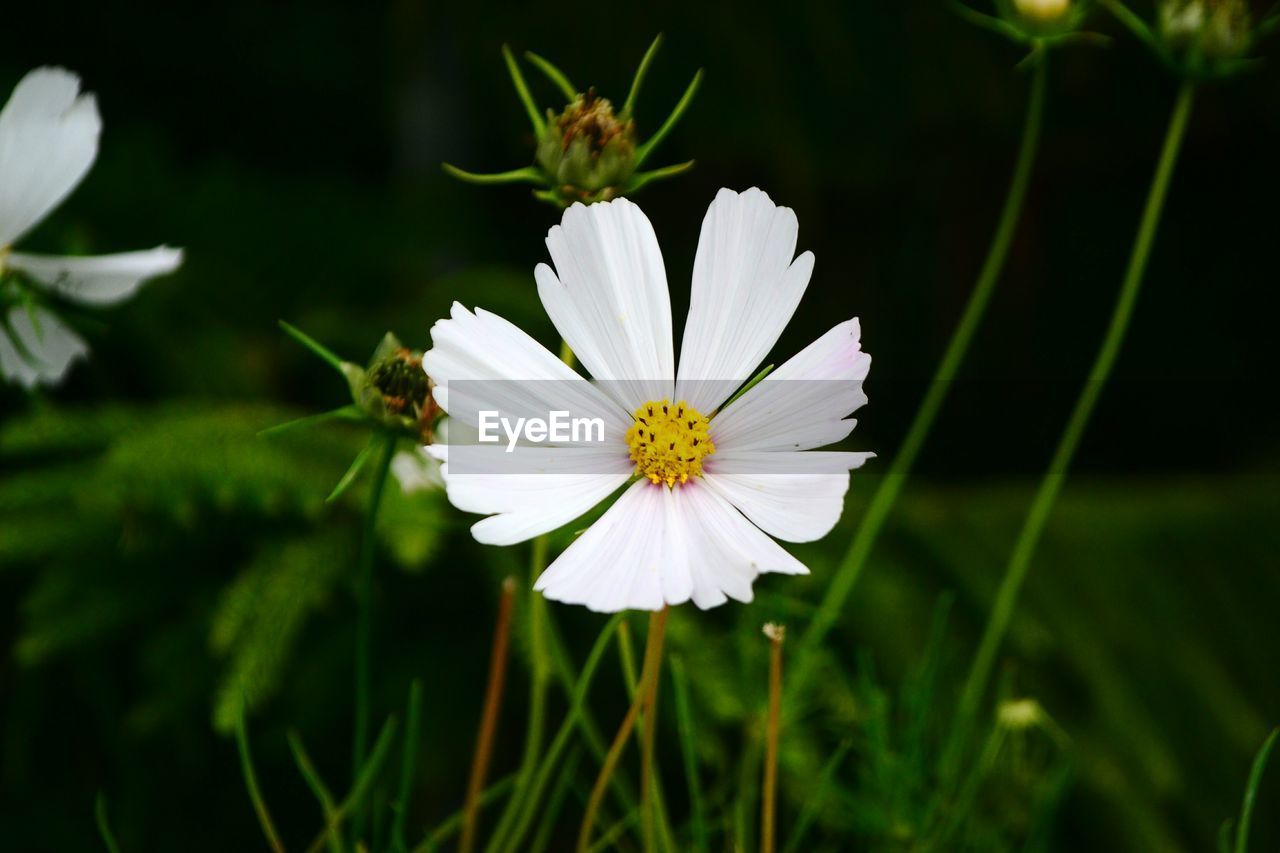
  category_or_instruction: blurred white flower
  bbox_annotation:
[0,67,182,388]
[425,188,873,612]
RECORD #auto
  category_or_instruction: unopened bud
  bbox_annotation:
[1159,0,1252,60]
[537,89,637,202]
[1013,0,1072,24]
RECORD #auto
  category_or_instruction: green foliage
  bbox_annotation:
[211,529,355,732]
[0,401,445,740]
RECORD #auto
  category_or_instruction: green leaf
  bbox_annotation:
[622,34,663,119]
[258,404,366,438]
[95,792,123,853]
[623,160,695,194]
[502,44,546,135]
[524,51,576,101]
[441,163,545,186]
[328,437,378,503]
[289,731,344,853]
[279,319,348,374]
[634,69,703,168]
[211,528,353,732]
[235,690,285,853]
[1235,727,1279,853]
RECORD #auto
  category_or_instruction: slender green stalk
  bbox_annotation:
[588,810,639,853]
[393,679,425,852]
[95,792,122,853]
[612,618,674,851]
[530,746,584,853]
[462,578,517,853]
[1234,728,1279,853]
[617,620,639,693]
[639,611,668,853]
[789,53,1050,698]
[413,776,516,853]
[353,430,398,840]
[491,615,623,853]
[579,608,669,853]
[545,611,642,818]
[308,716,401,853]
[669,656,708,853]
[781,741,851,853]
[950,82,1197,767]
[235,695,284,853]
[485,548,553,850]
[289,731,344,853]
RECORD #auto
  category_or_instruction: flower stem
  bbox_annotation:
[761,624,785,853]
[789,53,1050,696]
[461,577,518,853]
[493,615,624,853]
[639,612,668,853]
[949,81,1197,770]
[353,429,398,840]
[485,541,554,850]
[579,607,668,853]
[236,694,284,853]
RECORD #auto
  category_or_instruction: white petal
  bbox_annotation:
[533,480,679,612]
[711,318,870,452]
[431,443,632,546]
[391,446,443,495]
[6,247,183,306]
[537,198,674,409]
[535,479,807,613]
[424,302,630,436]
[675,188,813,413]
[0,305,88,388]
[0,68,101,248]
[702,450,871,542]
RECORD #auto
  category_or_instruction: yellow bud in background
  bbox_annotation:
[1013,0,1072,23]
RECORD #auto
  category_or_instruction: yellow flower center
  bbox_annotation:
[625,398,715,487]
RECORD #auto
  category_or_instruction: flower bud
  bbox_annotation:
[443,37,700,208]
[346,333,438,441]
[1013,0,1072,25]
[1159,0,1252,60]
[536,90,637,202]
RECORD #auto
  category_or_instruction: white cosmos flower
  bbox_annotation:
[0,67,182,388]
[424,188,872,612]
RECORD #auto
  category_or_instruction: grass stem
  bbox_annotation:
[789,51,1051,699]
[353,429,398,840]
[948,82,1196,773]
[579,608,668,853]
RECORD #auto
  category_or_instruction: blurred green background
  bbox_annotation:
[1,1,1278,850]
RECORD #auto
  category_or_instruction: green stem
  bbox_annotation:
[494,615,624,853]
[790,53,1050,696]
[485,539,553,850]
[950,82,1196,767]
[353,430,398,840]
[236,695,284,853]
[95,792,123,853]
[393,679,425,852]
[670,657,708,853]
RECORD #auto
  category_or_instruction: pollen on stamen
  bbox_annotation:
[625,398,715,487]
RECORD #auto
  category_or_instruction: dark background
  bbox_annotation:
[1,1,1278,850]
